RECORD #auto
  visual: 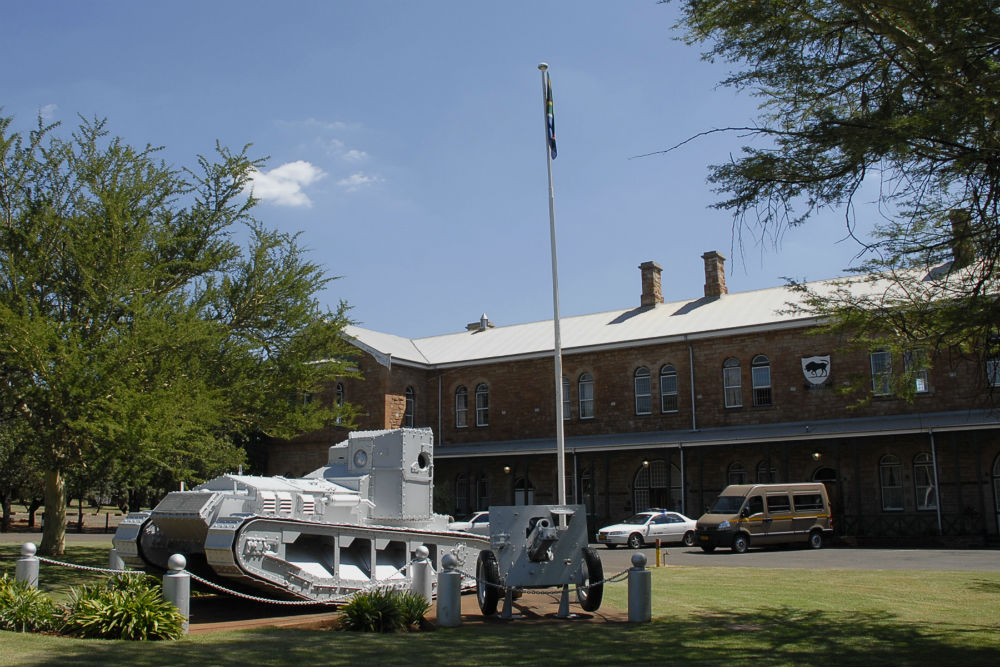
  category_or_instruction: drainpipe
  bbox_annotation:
[929,430,943,536]
[687,336,697,431]
[437,374,443,444]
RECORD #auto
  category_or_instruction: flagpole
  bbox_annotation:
[538,62,567,510]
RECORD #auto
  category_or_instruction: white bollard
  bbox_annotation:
[435,553,462,627]
[628,552,651,623]
[162,554,190,634]
[15,543,39,589]
[410,545,434,604]
[108,548,126,571]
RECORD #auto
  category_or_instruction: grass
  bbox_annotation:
[1,543,999,667]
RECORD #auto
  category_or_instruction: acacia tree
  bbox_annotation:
[0,116,358,554]
[664,0,1000,386]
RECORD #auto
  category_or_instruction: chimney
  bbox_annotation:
[702,251,727,298]
[639,261,663,307]
[949,210,973,270]
[466,313,494,332]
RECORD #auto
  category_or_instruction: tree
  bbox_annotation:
[0,116,358,554]
[662,0,1000,387]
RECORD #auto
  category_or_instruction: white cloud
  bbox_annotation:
[39,104,58,121]
[337,172,381,192]
[343,149,368,161]
[248,160,326,207]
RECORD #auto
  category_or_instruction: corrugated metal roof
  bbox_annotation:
[344,274,858,368]
[433,409,1000,458]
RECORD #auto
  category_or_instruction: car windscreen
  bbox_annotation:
[621,514,651,525]
[709,495,744,514]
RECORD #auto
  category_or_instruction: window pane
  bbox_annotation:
[880,455,903,510]
[475,384,489,426]
[562,376,571,420]
[455,387,468,428]
[634,368,651,415]
[579,374,594,419]
[871,350,892,395]
[660,365,678,413]
[723,359,742,408]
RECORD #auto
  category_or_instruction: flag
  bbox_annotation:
[545,73,557,159]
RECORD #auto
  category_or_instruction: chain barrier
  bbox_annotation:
[36,556,144,577]
[455,566,631,596]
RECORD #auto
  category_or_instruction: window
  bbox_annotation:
[634,367,652,415]
[723,358,742,408]
[880,454,904,510]
[904,349,929,393]
[578,373,595,419]
[404,386,415,427]
[514,477,535,505]
[335,383,345,424]
[455,386,468,428]
[913,452,937,510]
[751,355,772,406]
[765,494,791,513]
[633,459,680,511]
[455,474,470,515]
[871,349,892,396]
[793,493,824,511]
[475,383,489,426]
[562,376,571,420]
[727,461,748,485]
[660,364,678,413]
[476,473,490,511]
[989,358,1000,387]
[756,459,777,483]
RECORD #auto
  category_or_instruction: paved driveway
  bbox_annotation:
[593,542,1000,573]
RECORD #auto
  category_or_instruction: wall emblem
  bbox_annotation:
[801,355,831,385]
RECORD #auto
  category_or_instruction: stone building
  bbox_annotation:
[268,252,1000,543]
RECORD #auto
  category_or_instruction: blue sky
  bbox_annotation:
[3,1,873,339]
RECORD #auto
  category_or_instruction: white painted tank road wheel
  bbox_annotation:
[476,549,501,616]
[683,531,696,547]
[809,530,824,549]
[732,533,750,554]
[627,533,643,549]
[576,546,604,612]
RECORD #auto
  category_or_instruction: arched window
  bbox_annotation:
[728,461,748,485]
[475,383,489,427]
[880,454,904,510]
[578,373,595,419]
[756,459,777,483]
[562,375,571,420]
[751,354,772,406]
[455,473,470,515]
[660,364,678,413]
[404,386,415,427]
[633,459,681,511]
[723,358,742,408]
[913,452,937,510]
[634,367,652,415]
[455,386,468,428]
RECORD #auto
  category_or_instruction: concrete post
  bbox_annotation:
[108,548,126,571]
[15,543,39,588]
[162,554,190,634]
[410,545,434,604]
[436,553,462,627]
[628,552,651,623]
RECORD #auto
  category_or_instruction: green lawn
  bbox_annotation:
[2,543,999,667]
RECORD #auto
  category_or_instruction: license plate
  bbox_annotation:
[699,534,709,541]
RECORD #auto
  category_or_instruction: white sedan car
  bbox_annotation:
[597,510,698,549]
[447,510,490,535]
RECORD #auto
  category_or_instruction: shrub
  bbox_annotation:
[338,588,429,632]
[0,574,58,633]
[61,573,185,640]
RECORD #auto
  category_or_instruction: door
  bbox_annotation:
[764,493,794,544]
[740,494,767,543]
